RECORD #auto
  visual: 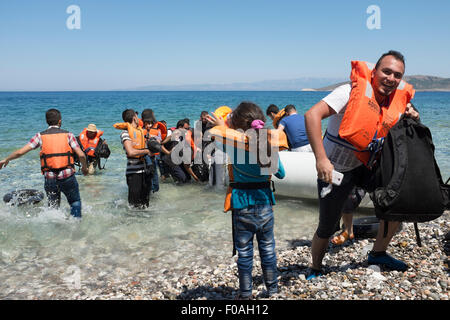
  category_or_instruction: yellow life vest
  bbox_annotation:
[214,106,232,123]
[272,108,286,129]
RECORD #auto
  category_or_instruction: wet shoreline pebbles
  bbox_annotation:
[3,211,449,300]
[175,211,450,300]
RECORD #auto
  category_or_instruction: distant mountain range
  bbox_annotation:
[125,75,450,92]
[315,75,450,91]
[127,77,346,91]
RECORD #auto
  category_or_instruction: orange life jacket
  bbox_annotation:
[272,108,286,129]
[40,128,74,173]
[209,125,287,212]
[146,122,167,156]
[156,122,168,141]
[113,122,147,158]
[224,163,234,212]
[337,60,415,165]
[185,129,196,159]
[147,122,168,141]
[209,125,289,152]
[79,128,104,157]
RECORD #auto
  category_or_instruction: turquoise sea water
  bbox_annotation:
[0,91,448,298]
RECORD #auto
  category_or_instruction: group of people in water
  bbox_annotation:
[113,108,216,207]
[0,50,422,300]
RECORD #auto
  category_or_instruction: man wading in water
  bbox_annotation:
[0,108,88,218]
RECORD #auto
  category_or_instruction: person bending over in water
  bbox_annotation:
[265,104,279,122]
[276,104,312,152]
[161,119,199,184]
[77,123,109,175]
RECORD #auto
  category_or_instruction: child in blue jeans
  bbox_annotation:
[209,101,286,299]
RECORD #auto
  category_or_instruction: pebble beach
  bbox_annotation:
[3,211,447,301]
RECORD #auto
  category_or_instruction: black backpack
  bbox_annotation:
[372,116,449,245]
[94,139,111,159]
[74,136,110,170]
[191,163,210,182]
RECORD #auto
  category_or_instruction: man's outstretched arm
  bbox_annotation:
[0,144,33,170]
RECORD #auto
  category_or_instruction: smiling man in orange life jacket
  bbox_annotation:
[0,109,88,218]
[304,50,420,279]
[78,123,108,175]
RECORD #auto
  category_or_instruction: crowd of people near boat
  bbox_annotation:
[1,50,439,300]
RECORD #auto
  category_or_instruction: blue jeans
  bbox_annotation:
[151,156,159,192]
[44,174,82,218]
[232,204,277,297]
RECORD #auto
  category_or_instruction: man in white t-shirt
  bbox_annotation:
[304,50,420,279]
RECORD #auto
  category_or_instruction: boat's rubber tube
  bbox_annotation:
[273,151,373,207]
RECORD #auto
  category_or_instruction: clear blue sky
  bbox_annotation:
[1,0,449,90]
